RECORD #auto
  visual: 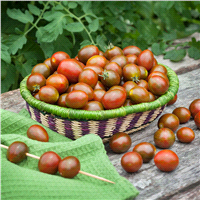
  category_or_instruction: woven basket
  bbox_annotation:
[20,65,179,142]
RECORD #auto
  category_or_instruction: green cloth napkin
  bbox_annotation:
[1,108,139,200]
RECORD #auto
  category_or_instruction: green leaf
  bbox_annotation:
[80,40,92,49]
[80,1,92,13]
[65,22,84,32]
[96,35,107,52]
[1,44,11,63]
[188,46,200,60]
[68,2,78,9]
[28,4,41,16]
[88,19,99,32]
[164,49,186,62]
[7,8,34,24]
[20,59,37,77]
[151,42,168,56]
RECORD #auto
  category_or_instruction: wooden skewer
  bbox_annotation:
[1,144,115,184]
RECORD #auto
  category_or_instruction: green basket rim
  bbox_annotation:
[20,65,179,120]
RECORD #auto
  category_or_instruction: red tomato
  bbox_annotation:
[84,65,104,79]
[172,107,191,124]
[123,99,134,106]
[126,54,138,64]
[44,57,55,74]
[137,79,148,90]
[86,55,108,68]
[137,49,154,71]
[93,89,106,102]
[104,62,123,77]
[104,45,123,60]
[121,151,143,173]
[31,63,51,78]
[150,64,168,75]
[122,64,141,81]
[57,93,68,107]
[194,111,200,129]
[138,66,148,80]
[122,81,137,97]
[123,45,142,56]
[102,89,126,109]
[177,127,195,143]
[189,99,200,118]
[94,81,106,90]
[167,94,178,106]
[57,59,83,83]
[82,101,104,111]
[154,150,179,172]
[110,55,128,68]
[51,51,70,70]
[46,74,69,94]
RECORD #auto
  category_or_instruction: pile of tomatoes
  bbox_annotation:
[26,44,170,110]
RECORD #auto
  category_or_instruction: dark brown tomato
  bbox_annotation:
[109,132,132,153]
[65,90,88,109]
[147,71,169,82]
[33,92,40,100]
[123,99,134,106]
[122,81,137,97]
[137,49,154,71]
[84,65,104,80]
[133,142,156,163]
[109,85,127,95]
[194,111,200,129]
[126,54,138,64]
[39,85,59,104]
[26,73,46,92]
[158,113,180,132]
[148,92,156,102]
[86,55,108,68]
[73,82,94,101]
[172,107,191,124]
[7,141,29,163]
[121,152,143,173]
[154,150,179,172]
[148,75,169,96]
[78,68,98,88]
[153,57,158,67]
[104,62,122,77]
[138,66,148,80]
[51,51,70,71]
[137,79,148,90]
[150,64,168,75]
[46,74,69,94]
[44,58,55,74]
[102,89,127,109]
[110,55,128,68]
[122,64,141,81]
[27,124,49,142]
[78,45,99,64]
[177,127,195,143]
[93,89,106,102]
[129,86,150,104]
[189,99,200,117]
[167,94,178,106]
[58,156,80,178]
[154,128,175,149]
[82,101,104,111]
[57,93,68,107]
[67,84,75,93]
[57,59,83,84]
[94,81,106,90]
[104,46,123,60]
[123,45,142,56]
[38,151,61,174]
[31,63,51,78]
[100,70,121,88]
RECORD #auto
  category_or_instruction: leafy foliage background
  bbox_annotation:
[1,1,200,93]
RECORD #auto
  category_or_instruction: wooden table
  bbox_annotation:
[1,35,200,200]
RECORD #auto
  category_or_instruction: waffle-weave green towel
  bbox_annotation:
[1,109,139,200]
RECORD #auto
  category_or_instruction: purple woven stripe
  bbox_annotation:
[81,121,90,136]
[142,109,155,125]
[97,120,107,139]
[112,116,125,134]
[47,115,57,132]
[34,107,42,124]
[63,120,75,140]
[125,112,143,131]
[26,103,31,116]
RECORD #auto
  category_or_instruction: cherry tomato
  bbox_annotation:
[26,73,46,92]
[194,111,200,129]
[123,45,142,56]
[123,99,134,106]
[109,85,127,94]
[38,151,61,174]
[137,79,148,90]
[110,55,128,68]
[122,81,137,97]
[93,89,106,102]
[172,107,191,124]
[94,81,106,90]
[126,54,138,64]
[57,93,68,107]
[82,101,104,111]
[100,70,121,88]
[147,71,169,82]
[86,55,108,68]
[158,113,180,132]
[51,51,70,70]
[137,49,154,71]
[31,63,51,78]
[73,82,94,101]
[104,62,122,77]
[46,74,69,94]
[109,132,132,153]
[138,66,148,80]
[154,128,175,149]
[57,59,83,83]
[78,68,98,88]
[189,99,200,118]
[39,85,59,104]
[177,127,195,143]
[121,152,143,173]
[67,84,75,93]
[104,45,123,60]
[132,142,156,163]
[148,75,169,96]
[33,92,40,100]
[154,150,179,172]
[78,45,99,64]
[122,64,141,81]
[102,89,126,109]
[43,57,55,74]
[84,65,104,79]
[58,156,80,178]
[148,92,156,102]
[65,90,88,109]
[7,141,29,163]
[150,64,168,75]
[129,86,150,104]
[167,94,178,106]
[153,57,158,67]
